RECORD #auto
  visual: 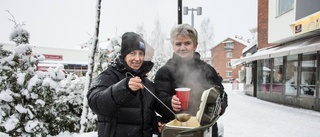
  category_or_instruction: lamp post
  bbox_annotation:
[183,6,202,27]
[178,0,182,24]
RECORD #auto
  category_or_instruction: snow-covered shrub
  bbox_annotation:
[50,73,86,134]
[0,45,90,136]
[1,16,92,136]
[0,44,47,136]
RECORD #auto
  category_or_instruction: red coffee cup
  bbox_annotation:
[175,88,191,110]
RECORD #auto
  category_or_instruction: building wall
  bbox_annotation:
[1,42,90,76]
[211,38,246,81]
[258,0,269,49]
[268,0,296,43]
[1,43,89,63]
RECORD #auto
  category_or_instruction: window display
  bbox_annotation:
[300,53,316,96]
[285,55,298,95]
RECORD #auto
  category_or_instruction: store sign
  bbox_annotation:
[291,11,320,36]
[43,54,63,60]
[37,66,50,71]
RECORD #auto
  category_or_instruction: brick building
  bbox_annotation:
[211,37,248,82]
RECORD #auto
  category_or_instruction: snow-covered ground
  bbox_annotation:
[220,83,320,137]
[2,83,320,137]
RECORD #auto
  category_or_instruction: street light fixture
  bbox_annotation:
[183,6,202,27]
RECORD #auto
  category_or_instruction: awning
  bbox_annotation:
[231,35,320,66]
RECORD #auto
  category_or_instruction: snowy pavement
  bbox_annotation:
[219,83,320,137]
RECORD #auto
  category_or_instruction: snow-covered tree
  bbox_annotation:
[1,12,90,136]
[0,44,52,136]
[6,10,30,45]
[51,73,86,134]
[79,35,121,133]
[149,20,168,81]
[136,23,147,40]
[198,17,215,59]
[80,0,102,132]
[0,44,12,59]
[95,37,121,74]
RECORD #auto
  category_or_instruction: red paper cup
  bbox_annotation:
[175,88,191,110]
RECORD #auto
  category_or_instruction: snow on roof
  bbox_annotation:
[212,37,250,49]
[242,39,257,53]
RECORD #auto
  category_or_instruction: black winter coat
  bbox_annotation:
[87,57,161,137]
[154,52,228,121]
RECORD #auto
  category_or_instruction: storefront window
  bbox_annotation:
[243,63,254,95]
[257,61,263,92]
[318,52,320,98]
[272,57,283,93]
[300,53,316,96]
[262,59,271,92]
[285,55,298,95]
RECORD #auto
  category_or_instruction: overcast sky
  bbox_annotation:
[0,0,257,49]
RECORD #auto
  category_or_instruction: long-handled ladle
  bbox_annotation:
[126,72,191,122]
[143,84,191,122]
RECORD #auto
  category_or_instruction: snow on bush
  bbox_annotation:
[0,44,92,136]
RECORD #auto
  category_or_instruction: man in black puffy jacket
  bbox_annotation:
[87,32,164,137]
[154,24,228,137]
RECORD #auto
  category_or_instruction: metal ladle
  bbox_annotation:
[143,85,191,122]
[126,72,191,122]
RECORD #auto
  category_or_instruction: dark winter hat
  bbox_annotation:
[120,32,146,58]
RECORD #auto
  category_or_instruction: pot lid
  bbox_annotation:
[195,86,222,125]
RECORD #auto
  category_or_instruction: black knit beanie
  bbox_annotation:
[120,32,146,59]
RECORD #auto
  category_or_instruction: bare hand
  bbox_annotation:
[171,95,181,112]
[128,77,144,92]
[158,122,165,133]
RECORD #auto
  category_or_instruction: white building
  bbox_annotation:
[1,42,90,76]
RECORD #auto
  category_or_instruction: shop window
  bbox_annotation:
[257,61,263,92]
[263,59,271,92]
[318,52,320,98]
[285,55,298,95]
[272,57,283,93]
[300,53,316,96]
[257,59,272,92]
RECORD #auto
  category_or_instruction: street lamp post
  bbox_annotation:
[178,0,182,24]
[183,6,202,27]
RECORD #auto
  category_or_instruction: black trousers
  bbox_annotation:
[212,123,219,137]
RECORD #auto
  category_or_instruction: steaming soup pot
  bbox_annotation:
[161,86,223,137]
